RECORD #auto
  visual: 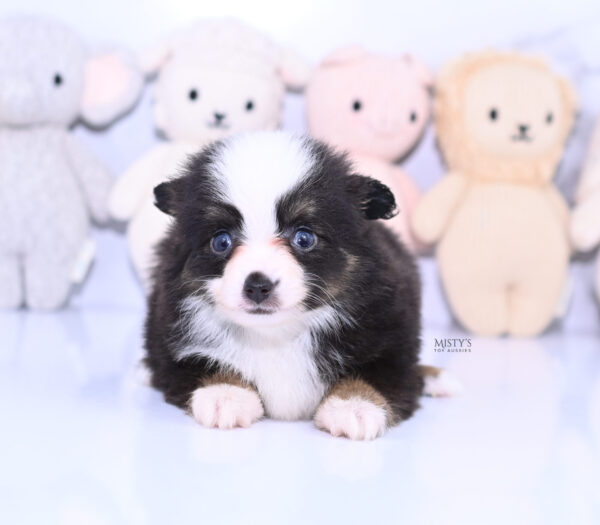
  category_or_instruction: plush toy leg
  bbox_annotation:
[128,225,158,293]
[0,255,23,308]
[440,255,509,336]
[448,287,509,337]
[128,205,172,293]
[508,272,566,337]
[23,243,82,310]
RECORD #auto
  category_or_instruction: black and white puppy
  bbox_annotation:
[145,131,439,440]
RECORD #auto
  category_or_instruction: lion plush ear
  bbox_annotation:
[558,74,578,121]
[80,49,143,127]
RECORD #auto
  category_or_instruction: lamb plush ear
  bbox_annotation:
[320,45,369,67]
[278,48,312,90]
[347,174,398,220]
[403,54,434,88]
[81,49,144,127]
[138,40,172,75]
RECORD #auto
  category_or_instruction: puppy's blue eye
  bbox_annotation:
[292,228,316,251]
[211,232,232,254]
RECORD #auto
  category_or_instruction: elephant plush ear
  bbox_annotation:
[80,49,144,127]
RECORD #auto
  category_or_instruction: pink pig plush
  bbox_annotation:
[306,46,433,251]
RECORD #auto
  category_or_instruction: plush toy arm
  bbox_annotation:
[64,136,112,224]
[546,185,570,230]
[570,191,600,252]
[411,173,467,244]
[108,146,169,222]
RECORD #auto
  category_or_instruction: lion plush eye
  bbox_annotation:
[489,108,499,121]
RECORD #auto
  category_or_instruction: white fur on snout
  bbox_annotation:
[208,241,306,326]
[314,396,387,440]
[190,384,264,429]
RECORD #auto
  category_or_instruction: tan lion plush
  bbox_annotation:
[412,51,577,337]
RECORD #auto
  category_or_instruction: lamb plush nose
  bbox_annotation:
[214,112,226,122]
[518,123,530,134]
[243,272,274,304]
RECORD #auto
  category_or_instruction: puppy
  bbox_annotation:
[144,131,426,440]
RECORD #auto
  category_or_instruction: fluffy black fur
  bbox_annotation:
[144,137,423,425]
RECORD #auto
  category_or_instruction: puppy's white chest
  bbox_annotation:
[193,332,326,421]
[243,339,326,420]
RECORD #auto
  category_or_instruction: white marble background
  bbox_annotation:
[2,0,600,333]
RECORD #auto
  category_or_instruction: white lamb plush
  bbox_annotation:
[108,18,310,289]
[0,16,143,310]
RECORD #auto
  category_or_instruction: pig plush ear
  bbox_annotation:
[80,49,144,127]
[403,54,434,88]
[320,45,370,67]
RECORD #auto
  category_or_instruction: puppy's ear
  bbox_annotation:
[346,174,398,220]
[154,180,179,216]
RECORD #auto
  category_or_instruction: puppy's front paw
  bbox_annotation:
[314,396,387,440]
[190,384,264,429]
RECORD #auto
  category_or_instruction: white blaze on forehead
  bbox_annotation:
[215,131,314,240]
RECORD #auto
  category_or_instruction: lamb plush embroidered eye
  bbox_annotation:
[489,107,498,121]
[292,228,316,250]
[53,73,63,86]
[188,88,198,101]
[245,100,254,111]
[352,100,362,112]
[211,232,232,254]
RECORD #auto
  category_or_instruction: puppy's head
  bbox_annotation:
[155,131,396,329]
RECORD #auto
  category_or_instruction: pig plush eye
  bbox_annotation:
[352,100,362,112]
[53,73,63,87]
[245,100,254,111]
[410,111,417,123]
[189,88,199,101]
[489,107,499,121]
[546,112,553,124]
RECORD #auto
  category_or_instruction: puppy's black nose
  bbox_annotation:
[518,123,530,134]
[243,272,274,304]
[214,112,226,122]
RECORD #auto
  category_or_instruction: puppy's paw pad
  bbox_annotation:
[190,384,264,429]
[423,370,463,397]
[314,396,386,440]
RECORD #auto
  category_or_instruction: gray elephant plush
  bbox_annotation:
[0,16,143,310]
